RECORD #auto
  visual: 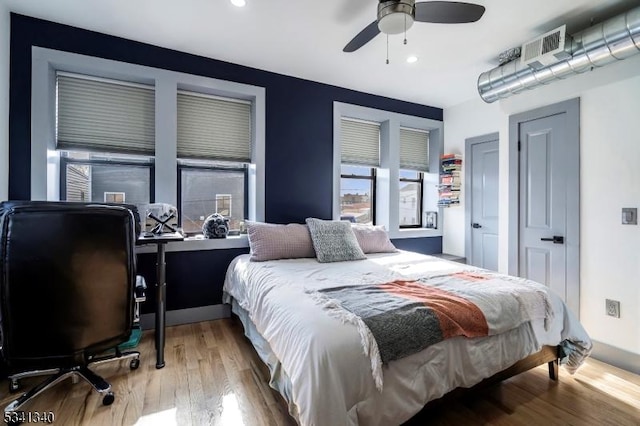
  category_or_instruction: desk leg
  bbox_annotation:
[155,243,167,369]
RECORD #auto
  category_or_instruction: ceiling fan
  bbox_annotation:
[343,0,486,52]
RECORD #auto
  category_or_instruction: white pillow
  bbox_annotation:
[351,224,397,254]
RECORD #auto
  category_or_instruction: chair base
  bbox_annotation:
[4,350,140,418]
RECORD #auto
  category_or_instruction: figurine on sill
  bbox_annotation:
[148,211,177,235]
[202,213,229,239]
[139,203,179,235]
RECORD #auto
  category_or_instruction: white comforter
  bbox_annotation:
[222,251,592,426]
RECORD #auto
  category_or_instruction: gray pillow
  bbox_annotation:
[305,218,367,263]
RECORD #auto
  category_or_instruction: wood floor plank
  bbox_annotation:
[200,321,219,350]
[1,319,639,426]
[507,363,640,426]
[461,397,532,426]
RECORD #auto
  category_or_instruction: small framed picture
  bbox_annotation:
[425,211,438,229]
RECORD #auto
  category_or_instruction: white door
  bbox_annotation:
[519,113,569,301]
[467,137,499,271]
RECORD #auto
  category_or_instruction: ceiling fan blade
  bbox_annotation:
[415,1,485,24]
[343,21,380,52]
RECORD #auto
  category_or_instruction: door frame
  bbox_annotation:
[508,98,580,316]
[465,132,499,267]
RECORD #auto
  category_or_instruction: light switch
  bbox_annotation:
[622,208,637,225]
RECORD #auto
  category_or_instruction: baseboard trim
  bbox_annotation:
[590,340,640,375]
[140,304,230,330]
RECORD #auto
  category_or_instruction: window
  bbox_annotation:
[34,47,267,239]
[178,164,247,235]
[333,102,442,237]
[399,170,423,227]
[340,165,376,224]
[399,127,430,171]
[104,192,125,203]
[60,152,154,205]
[216,194,232,216]
[399,127,429,228]
[340,118,380,167]
[176,91,252,235]
[56,72,155,205]
[176,91,251,162]
[339,118,380,225]
[56,73,155,155]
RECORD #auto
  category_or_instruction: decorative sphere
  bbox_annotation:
[202,213,229,239]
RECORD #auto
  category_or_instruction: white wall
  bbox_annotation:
[579,76,640,356]
[442,101,504,263]
[0,4,9,201]
[444,55,640,357]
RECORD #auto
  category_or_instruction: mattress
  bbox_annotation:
[222,251,592,426]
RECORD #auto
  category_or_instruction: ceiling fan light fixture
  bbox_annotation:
[378,13,415,35]
[377,0,415,35]
[343,1,485,53]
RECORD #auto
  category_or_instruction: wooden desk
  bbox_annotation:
[137,232,184,368]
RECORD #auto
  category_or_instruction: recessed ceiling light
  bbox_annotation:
[407,55,418,64]
[230,0,246,7]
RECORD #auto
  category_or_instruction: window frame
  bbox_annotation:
[59,155,155,203]
[215,194,232,216]
[399,171,424,229]
[340,166,377,224]
[32,47,266,242]
[332,101,443,239]
[176,162,249,236]
[104,192,126,203]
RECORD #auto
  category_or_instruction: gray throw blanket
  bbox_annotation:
[308,270,553,391]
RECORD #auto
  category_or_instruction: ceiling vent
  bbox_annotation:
[521,25,571,69]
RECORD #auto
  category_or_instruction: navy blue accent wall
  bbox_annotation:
[136,248,249,314]
[391,237,442,255]
[8,14,444,311]
[8,13,442,218]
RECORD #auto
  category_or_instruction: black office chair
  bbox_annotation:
[0,201,142,418]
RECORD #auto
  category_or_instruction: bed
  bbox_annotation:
[222,226,592,426]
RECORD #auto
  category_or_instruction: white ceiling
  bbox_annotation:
[4,0,636,108]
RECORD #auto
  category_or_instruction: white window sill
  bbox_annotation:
[135,234,249,254]
[389,228,443,239]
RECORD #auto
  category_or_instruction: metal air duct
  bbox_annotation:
[477,6,640,103]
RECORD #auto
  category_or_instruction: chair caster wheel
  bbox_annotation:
[9,378,20,392]
[102,392,115,406]
[130,358,140,370]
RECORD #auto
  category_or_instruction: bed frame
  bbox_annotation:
[421,344,561,412]
[232,314,562,423]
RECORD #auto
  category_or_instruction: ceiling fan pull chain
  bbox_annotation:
[404,14,407,45]
[386,34,389,64]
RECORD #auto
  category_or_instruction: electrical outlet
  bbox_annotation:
[606,299,620,318]
[622,208,637,225]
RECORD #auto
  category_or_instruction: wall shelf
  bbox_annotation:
[438,154,461,208]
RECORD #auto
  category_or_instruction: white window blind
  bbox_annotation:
[400,127,430,171]
[341,118,380,166]
[56,73,155,154]
[177,91,252,162]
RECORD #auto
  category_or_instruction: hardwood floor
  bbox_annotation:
[1,319,638,425]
